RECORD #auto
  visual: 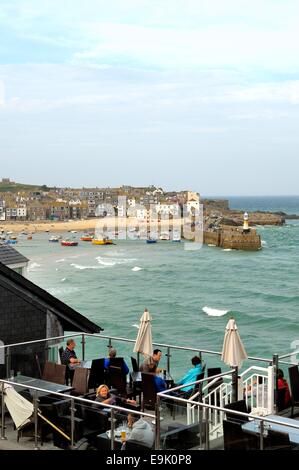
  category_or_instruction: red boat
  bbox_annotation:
[61,240,78,246]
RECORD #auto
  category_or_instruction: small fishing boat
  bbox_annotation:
[92,237,113,245]
[159,232,170,241]
[49,236,59,243]
[80,234,93,241]
[5,239,17,245]
[146,238,157,244]
[61,240,78,246]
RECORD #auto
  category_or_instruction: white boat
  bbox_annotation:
[160,232,170,241]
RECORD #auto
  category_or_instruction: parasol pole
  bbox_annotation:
[38,413,71,441]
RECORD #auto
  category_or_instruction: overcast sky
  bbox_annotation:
[0,0,298,195]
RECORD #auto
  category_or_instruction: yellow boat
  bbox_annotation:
[92,238,114,245]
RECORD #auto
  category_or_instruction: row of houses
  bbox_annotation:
[0,187,200,221]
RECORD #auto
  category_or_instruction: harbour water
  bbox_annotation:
[15,197,299,379]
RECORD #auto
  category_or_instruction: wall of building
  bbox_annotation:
[0,282,55,378]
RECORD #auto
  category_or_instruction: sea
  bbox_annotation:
[15,196,299,380]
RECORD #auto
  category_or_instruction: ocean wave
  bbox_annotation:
[132,266,142,271]
[70,263,102,270]
[61,278,66,282]
[95,256,137,267]
[47,286,80,295]
[261,240,267,246]
[202,306,229,317]
[27,262,41,271]
[222,248,232,252]
[132,324,140,329]
[56,258,66,263]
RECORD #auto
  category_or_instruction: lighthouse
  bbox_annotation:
[243,212,250,232]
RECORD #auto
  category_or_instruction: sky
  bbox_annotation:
[0,0,299,195]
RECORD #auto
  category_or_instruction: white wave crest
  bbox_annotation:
[132,324,140,329]
[28,262,41,271]
[56,258,66,263]
[132,266,142,271]
[222,248,232,252]
[202,306,229,317]
[95,256,137,267]
[70,263,101,270]
[61,278,66,282]
[261,240,267,246]
[47,286,79,295]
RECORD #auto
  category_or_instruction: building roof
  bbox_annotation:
[0,261,103,333]
[0,244,29,266]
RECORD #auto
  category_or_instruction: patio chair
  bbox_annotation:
[224,399,249,424]
[71,367,89,396]
[131,357,139,373]
[88,358,106,390]
[223,419,258,450]
[42,361,66,385]
[141,373,157,411]
[264,430,292,450]
[288,366,299,417]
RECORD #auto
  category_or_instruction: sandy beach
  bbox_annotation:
[0,217,185,234]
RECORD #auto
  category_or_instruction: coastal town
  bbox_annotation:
[0,177,288,227]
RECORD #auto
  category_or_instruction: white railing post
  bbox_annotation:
[267,366,275,414]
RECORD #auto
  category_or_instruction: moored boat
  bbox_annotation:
[146,238,157,244]
[92,237,113,245]
[49,236,59,242]
[61,240,78,246]
[80,234,93,241]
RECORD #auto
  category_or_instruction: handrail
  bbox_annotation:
[0,378,155,419]
[239,365,268,377]
[157,391,299,431]
[0,332,273,364]
[159,370,235,395]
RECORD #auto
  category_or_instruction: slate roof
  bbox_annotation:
[0,261,103,333]
[0,244,29,266]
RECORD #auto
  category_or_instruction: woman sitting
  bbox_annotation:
[95,384,136,406]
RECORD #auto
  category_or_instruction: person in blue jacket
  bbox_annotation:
[104,347,129,375]
[176,356,202,392]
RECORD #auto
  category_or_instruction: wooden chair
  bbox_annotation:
[71,368,89,396]
[42,362,66,385]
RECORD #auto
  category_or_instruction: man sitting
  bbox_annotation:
[140,349,162,374]
[104,348,129,375]
[121,413,154,449]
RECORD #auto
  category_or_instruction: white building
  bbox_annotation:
[17,207,27,219]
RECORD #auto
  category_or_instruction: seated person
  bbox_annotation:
[104,347,129,375]
[121,413,155,449]
[175,356,202,393]
[140,349,162,373]
[95,384,136,407]
[148,364,167,393]
[277,368,291,407]
[61,338,80,366]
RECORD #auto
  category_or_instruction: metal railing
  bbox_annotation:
[0,331,275,376]
[157,377,299,450]
[0,378,156,450]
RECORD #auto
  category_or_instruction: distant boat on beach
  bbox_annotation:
[49,236,59,243]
